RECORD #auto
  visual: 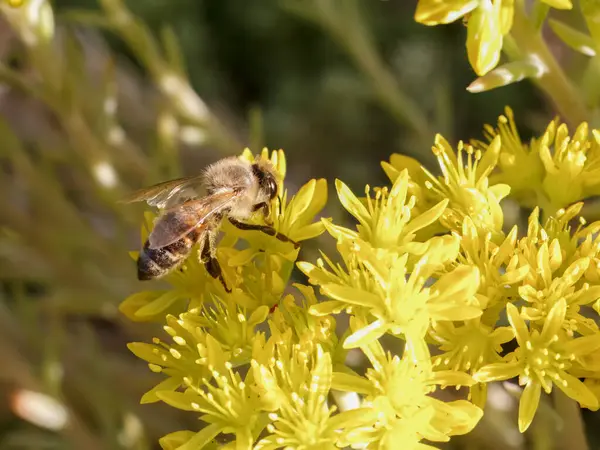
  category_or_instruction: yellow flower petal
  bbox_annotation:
[127,342,168,367]
[320,284,381,309]
[563,334,600,357]
[540,298,566,344]
[293,220,327,241]
[541,0,573,9]
[518,382,541,432]
[565,257,590,284]
[415,0,479,25]
[473,360,521,382]
[476,135,502,179]
[141,376,182,404]
[429,370,475,387]
[582,379,600,411]
[500,265,529,284]
[321,219,359,241]
[428,303,483,321]
[506,303,529,348]
[500,0,515,35]
[335,179,370,227]
[466,1,503,76]
[438,400,484,435]
[227,247,259,266]
[386,153,427,184]
[119,291,173,322]
[470,383,488,409]
[332,372,374,395]
[556,372,599,409]
[133,291,185,318]
[343,319,387,349]
[430,265,480,305]
[177,424,223,450]
[403,199,449,236]
[156,391,199,412]
[490,326,515,344]
[285,178,327,229]
[309,300,345,316]
[158,430,196,450]
[248,305,269,327]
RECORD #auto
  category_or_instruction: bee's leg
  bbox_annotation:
[199,232,231,293]
[252,202,270,214]
[252,201,273,225]
[228,218,300,249]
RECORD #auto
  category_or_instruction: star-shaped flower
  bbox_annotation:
[474,300,600,432]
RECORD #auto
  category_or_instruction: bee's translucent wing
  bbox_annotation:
[120,175,205,209]
[148,190,241,249]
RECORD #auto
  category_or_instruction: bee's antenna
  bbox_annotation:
[277,195,283,216]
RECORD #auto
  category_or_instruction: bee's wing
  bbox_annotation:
[147,189,241,249]
[120,175,205,209]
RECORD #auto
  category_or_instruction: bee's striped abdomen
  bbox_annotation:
[137,228,202,280]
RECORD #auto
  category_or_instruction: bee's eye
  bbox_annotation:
[267,177,278,200]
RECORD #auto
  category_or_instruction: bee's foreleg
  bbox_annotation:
[252,202,270,214]
[199,231,231,293]
[228,218,300,249]
[252,201,273,225]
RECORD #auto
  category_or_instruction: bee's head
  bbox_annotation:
[252,160,279,201]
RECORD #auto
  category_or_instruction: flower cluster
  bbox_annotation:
[302,108,600,438]
[123,108,600,448]
[414,0,572,76]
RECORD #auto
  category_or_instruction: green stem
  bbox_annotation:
[553,389,589,450]
[282,0,436,147]
[507,0,589,126]
[338,25,433,139]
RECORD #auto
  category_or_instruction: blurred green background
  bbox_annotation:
[0,0,592,449]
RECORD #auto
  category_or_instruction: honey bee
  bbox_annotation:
[122,156,298,292]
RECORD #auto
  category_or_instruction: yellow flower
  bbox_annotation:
[332,332,482,448]
[516,208,600,336]
[126,300,269,405]
[252,343,340,450]
[269,284,341,358]
[300,238,483,359]
[430,318,514,407]
[473,106,545,208]
[381,153,430,215]
[225,250,290,311]
[415,1,571,75]
[326,170,448,252]
[393,134,509,239]
[538,121,600,212]
[457,216,528,324]
[524,203,600,287]
[477,113,600,213]
[475,110,600,213]
[474,300,600,432]
[187,299,270,364]
[156,335,262,448]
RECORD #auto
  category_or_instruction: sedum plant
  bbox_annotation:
[112,0,600,449]
[124,111,600,448]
